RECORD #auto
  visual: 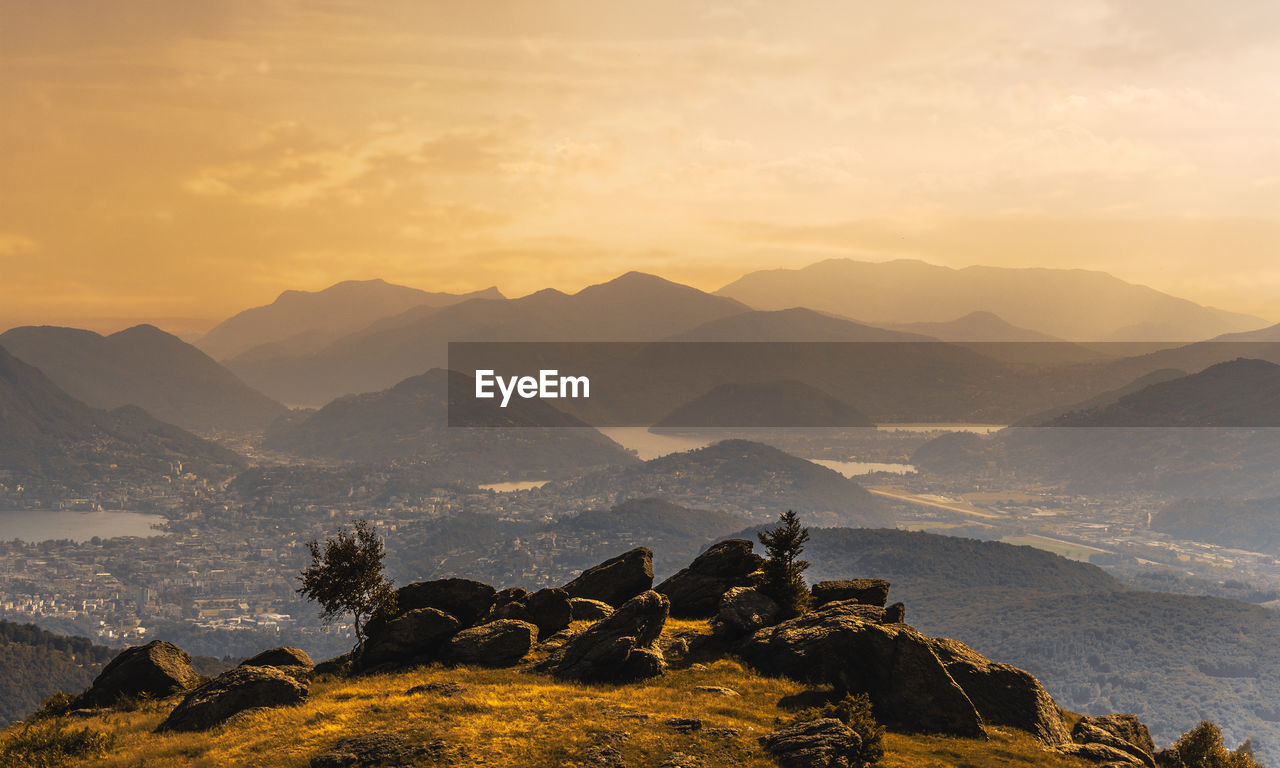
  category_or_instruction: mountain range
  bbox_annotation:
[227,272,751,405]
[0,324,286,433]
[718,258,1268,341]
[1046,358,1280,427]
[0,345,244,484]
[196,279,504,361]
[263,368,635,481]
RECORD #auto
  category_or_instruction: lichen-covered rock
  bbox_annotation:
[656,539,764,617]
[359,607,460,670]
[811,579,890,608]
[240,646,314,671]
[712,586,780,637]
[447,619,537,666]
[563,547,653,607]
[929,636,1070,746]
[760,718,865,768]
[569,597,614,622]
[75,640,200,708]
[738,600,985,737]
[549,590,669,682]
[156,665,308,733]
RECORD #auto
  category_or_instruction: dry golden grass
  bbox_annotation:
[2,619,1096,767]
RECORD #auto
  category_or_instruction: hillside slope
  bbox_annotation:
[0,325,286,433]
[0,346,245,484]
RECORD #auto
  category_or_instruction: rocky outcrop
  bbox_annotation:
[711,586,780,638]
[393,578,496,627]
[447,620,538,666]
[811,579,890,608]
[760,718,865,768]
[656,539,764,617]
[240,646,314,671]
[929,637,1070,746]
[310,733,458,768]
[1070,715,1156,767]
[156,665,308,732]
[549,590,669,683]
[359,607,460,670]
[75,640,200,708]
[738,600,985,737]
[569,598,614,622]
[492,588,573,638]
[563,547,654,607]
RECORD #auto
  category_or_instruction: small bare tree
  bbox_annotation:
[296,519,395,652]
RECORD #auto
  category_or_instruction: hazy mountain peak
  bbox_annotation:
[719,258,1267,342]
[198,279,505,361]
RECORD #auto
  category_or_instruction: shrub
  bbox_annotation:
[789,692,885,764]
[1157,721,1262,768]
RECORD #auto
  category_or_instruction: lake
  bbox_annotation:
[0,510,167,543]
[479,481,549,493]
[809,459,918,477]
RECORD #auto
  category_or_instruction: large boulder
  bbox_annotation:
[711,586,781,638]
[563,547,653,607]
[760,718,865,768]
[447,620,538,666]
[738,600,985,737]
[240,646,314,671]
[656,539,764,617]
[569,598,614,622]
[811,579,890,608]
[75,640,200,708]
[156,665,308,733]
[929,636,1070,746]
[1071,715,1156,767]
[526,588,573,638]
[359,607,460,670]
[392,578,496,627]
[549,590,669,683]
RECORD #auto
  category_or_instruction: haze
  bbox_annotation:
[4,0,1280,332]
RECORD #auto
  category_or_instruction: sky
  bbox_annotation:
[3,0,1280,333]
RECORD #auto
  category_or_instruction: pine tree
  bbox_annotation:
[758,510,812,618]
[296,520,396,652]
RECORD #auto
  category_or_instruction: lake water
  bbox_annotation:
[0,510,167,543]
[597,428,716,460]
[809,459,918,477]
[479,481,549,493]
[877,423,1007,434]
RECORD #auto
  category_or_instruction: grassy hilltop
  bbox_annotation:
[1,620,1090,768]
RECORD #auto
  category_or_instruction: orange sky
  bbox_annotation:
[4,0,1280,333]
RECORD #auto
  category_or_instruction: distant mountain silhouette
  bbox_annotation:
[1045,358,1280,427]
[886,311,1061,342]
[718,258,1267,341]
[1211,320,1280,342]
[1016,368,1187,426]
[262,369,635,480]
[0,345,245,483]
[551,439,893,528]
[198,279,504,361]
[665,307,929,341]
[0,324,286,433]
[653,380,873,428]
[230,272,750,405]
